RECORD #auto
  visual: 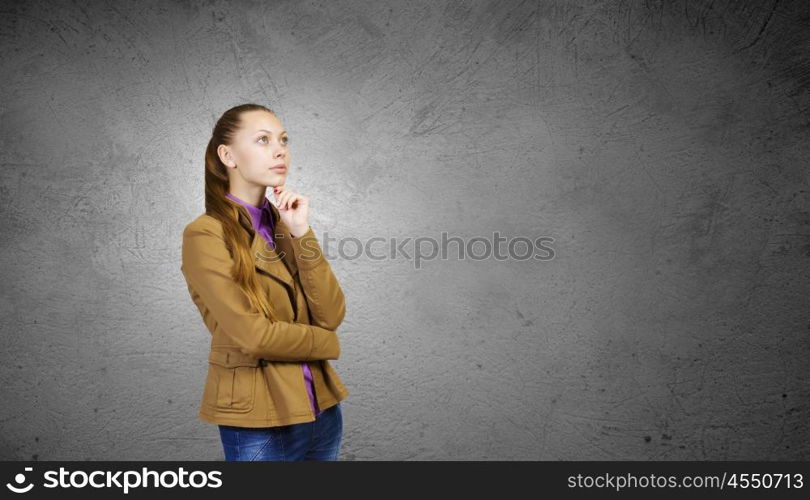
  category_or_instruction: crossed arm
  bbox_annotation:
[181,220,345,362]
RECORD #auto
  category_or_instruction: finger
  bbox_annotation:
[281,191,296,210]
[275,193,287,210]
[272,187,286,205]
[279,191,292,209]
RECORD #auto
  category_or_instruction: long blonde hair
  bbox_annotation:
[203,103,276,320]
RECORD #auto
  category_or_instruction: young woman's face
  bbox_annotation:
[221,110,289,187]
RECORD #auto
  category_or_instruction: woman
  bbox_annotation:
[181,104,349,461]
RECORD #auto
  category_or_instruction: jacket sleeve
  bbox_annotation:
[181,221,340,362]
[286,226,347,331]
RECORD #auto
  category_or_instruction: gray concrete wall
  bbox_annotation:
[1,0,808,460]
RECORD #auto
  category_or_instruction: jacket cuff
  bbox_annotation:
[289,225,326,270]
[308,326,341,360]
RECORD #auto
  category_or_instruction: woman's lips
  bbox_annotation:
[270,165,287,173]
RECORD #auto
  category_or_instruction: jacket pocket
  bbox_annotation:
[207,349,258,412]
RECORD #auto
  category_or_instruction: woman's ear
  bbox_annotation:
[217,144,236,168]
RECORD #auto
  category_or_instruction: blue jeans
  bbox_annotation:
[218,402,343,461]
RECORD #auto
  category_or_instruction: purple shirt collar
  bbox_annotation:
[225,192,276,249]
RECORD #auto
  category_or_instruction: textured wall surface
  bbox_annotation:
[1,0,808,460]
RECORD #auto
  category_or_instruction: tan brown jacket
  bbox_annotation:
[180,203,349,427]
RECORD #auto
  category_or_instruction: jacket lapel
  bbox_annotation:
[251,201,298,288]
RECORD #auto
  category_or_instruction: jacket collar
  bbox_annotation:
[251,201,298,289]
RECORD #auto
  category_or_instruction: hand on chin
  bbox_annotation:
[272,184,310,237]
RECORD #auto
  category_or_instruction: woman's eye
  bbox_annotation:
[257,135,288,145]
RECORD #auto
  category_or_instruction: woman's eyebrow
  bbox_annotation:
[256,129,287,135]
